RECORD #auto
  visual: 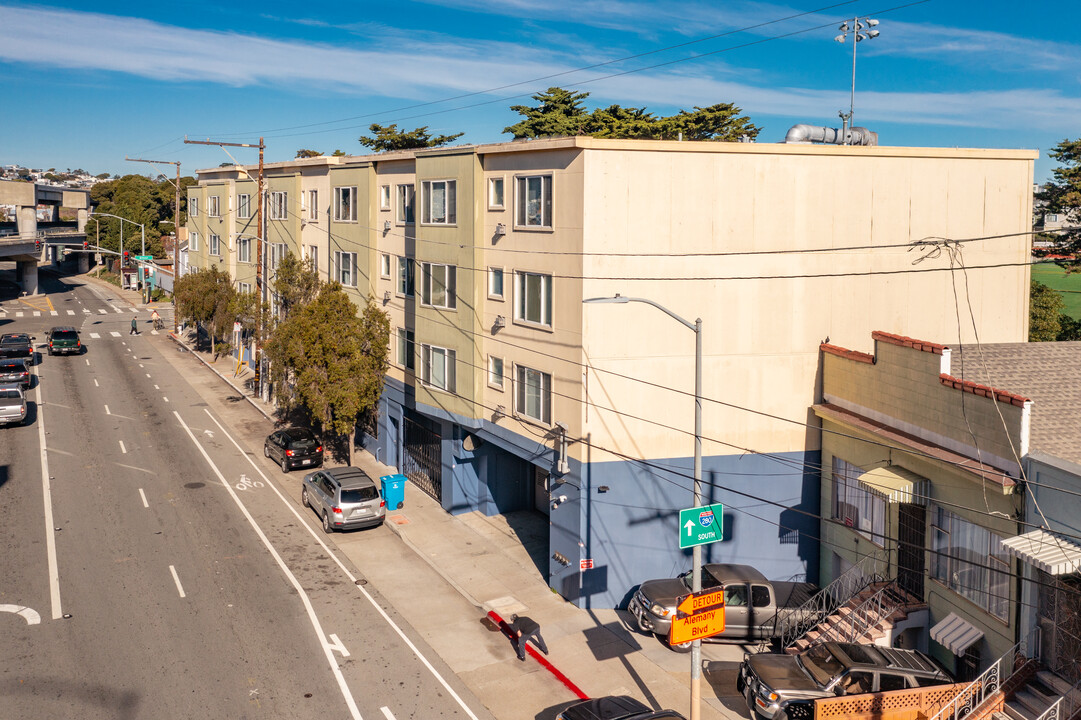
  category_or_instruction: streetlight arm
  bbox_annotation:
[584,294,697,332]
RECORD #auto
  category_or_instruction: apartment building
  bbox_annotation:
[188,137,1036,608]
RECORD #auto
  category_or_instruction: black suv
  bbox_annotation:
[739,642,952,719]
[264,427,324,472]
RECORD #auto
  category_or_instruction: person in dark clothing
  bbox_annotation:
[130,317,139,335]
[509,614,548,661]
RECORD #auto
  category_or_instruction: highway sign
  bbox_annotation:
[676,588,726,617]
[678,503,724,549]
[668,606,725,645]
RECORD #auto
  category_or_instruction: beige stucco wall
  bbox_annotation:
[299,166,332,283]
[579,141,1036,464]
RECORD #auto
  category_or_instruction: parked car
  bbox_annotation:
[45,326,81,355]
[301,466,385,533]
[0,384,27,426]
[629,563,818,651]
[557,695,686,720]
[264,427,323,472]
[738,641,953,719]
[0,333,34,362]
[0,358,30,389]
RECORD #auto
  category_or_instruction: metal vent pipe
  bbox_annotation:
[784,124,878,146]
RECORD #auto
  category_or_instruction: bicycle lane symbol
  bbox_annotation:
[235,475,264,491]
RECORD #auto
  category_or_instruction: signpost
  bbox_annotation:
[669,587,726,646]
[678,503,724,549]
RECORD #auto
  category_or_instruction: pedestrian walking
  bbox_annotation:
[130,316,139,335]
[509,614,548,661]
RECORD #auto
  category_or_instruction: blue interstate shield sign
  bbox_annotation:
[699,509,715,527]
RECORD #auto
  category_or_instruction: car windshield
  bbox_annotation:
[800,645,844,688]
[0,389,22,399]
[341,487,378,503]
[1,339,25,346]
[52,331,78,340]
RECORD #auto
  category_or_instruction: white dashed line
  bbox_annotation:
[146,374,151,378]
[119,440,126,454]
[82,309,90,314]
[154,385,159,390]
[380,708,397,720]
[163,397,169,403]
[169,566,186,598]
[104,405,111,415]
[66,310,75,315]
[97,309,107,315]
[94,379,99,387]
[139,364,143,368]
[138,488,149,508]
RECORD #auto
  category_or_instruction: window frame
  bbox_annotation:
[396,328,415,371]
[396,256,414,297]
[379,185,391,210]
[488,176,505,210]
[189,196,199,217]
[308,189,318,221]
[269,191,288,221]
[830,456,886,546]
[930,506,1011,622]
[238,236,251,263]
[421,344,456,393]
[333,250,358,287]
[237,193,251,219]
[421,179,456,225]
[514,174,553,229]
[488,267,504,300]
[421,262,457,310]
[306,245,319,273]
[208,195,221,218]
[209,233,221,257]
[488,355,504,391]
[333,186,358,222]
[380,253,391,279]
[238,281,252,294]
[513,271,553,328]
[396,184,415,224]
[189,231,199,252]
[514,364,552,425]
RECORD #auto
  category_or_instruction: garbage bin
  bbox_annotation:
[380,473,408,510]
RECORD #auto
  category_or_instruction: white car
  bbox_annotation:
[0,384,27,425]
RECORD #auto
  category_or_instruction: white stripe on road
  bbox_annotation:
[114,307,124,313]
[169,565,186,598]
[109,332,121,337]
[97,309,107,314]
[145,374,150,378]
[327,633,350,657]
[93,378,99,387]
[154,385,159,390]
[130,307,139,313]
[204,409,482,720]
[16,311,23,317]
[163,397,169,403]
[67,310,75,315]
[36,366,63,620]
[50,310,58,316]
[139,364,143,368]
[33,311,40,317]
[175,411,364,720]
[139,488,149,508]
[380,708,396,720]
[119,440,126,454]
[104,405,110,415]
[82,308,90,313]
[89,333,100,339]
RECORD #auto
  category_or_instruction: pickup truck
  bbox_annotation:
[737,641,952,719]
[628,563,817,651]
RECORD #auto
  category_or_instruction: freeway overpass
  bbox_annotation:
[0,179,92,293]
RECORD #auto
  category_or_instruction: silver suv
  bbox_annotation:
[301,467,386,533]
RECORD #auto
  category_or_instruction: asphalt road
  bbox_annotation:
[0,269,491,720]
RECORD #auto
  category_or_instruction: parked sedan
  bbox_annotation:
[264,427,323,473]
[0,358,30,389]
[0,333,35,363]
[557,696,686,720]
[0,385,27,426]
[301,466,385,533]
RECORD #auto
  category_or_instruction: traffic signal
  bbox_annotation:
[123,251,130,263]
[82,240,88,250]
[34,238,41,250]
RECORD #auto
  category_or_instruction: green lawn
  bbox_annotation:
[1032,262,1081,320]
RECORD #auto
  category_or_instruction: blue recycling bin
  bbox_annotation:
[380,473,408,510]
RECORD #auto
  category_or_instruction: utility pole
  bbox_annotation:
[126,157,181,331]
[183,137,265,395]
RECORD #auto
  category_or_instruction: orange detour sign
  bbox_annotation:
[668,589,726,646]
[676,588,725,617]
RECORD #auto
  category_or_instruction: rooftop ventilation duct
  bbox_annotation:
[784,124,878,146]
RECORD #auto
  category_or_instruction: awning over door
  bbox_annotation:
[930,612,984,655]
[1001,529,1081,576]
[857,466,928,505]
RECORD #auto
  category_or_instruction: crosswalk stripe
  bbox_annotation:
[130,307,140,313]
[33,311,41,317]
[82,309,90,314]
[97,309,107,315]
[16,312,23,317]
[109,331,121,337]
[113,307,124,313]
[89,333,101,339]
[50,310,58,316]
[67,310,75,315]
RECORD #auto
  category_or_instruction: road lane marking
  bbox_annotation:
[94,378,99,387]
[163,396,169,402]
[113,462,153,474]
[67,310,75,315]
[139,364,144,368]
[146,374,151,378]
[169,565,186,598]
[34,311,40,317]
[139,488,149,508]
[380,708,396,720]
[114,307,124,314]
[50,310,58,316]
[119,440,127,454]
[82,308,90,313]
[327,633,350,657]
[109,332,121,337]
[205,409,481,720]
[89,333,100,339]
[35,367,63,620]
[175,411,364,720]
[154,385,160,389]
[85,359,89,365]
[105,405,110,415]
[0,605,41,626]
[98,309,107,314]
[16,311,23,317]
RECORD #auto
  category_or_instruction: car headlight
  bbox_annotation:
[649,602,670,617]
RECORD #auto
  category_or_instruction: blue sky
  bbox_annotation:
[1,1,1079,181]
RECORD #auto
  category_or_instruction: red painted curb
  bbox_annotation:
[487,610,588,700]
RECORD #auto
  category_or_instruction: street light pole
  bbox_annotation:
[834,16,880,142]
[583,293,704,720]
[126,157,182,331]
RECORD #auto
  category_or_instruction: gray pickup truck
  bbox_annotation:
[628,563,817,651]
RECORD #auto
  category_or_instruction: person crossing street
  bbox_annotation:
[130,316,139,335]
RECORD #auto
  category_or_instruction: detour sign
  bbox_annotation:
[668,588,726,646]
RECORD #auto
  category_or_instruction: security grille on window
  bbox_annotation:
[515,365,551,424]
[831,457,886,544]
[189,197,199,217]
[269,191,288,220]
[396,328,415,370]
[308,189,318,220]
[488,356,504,389]
[516,175,552,227]
[208,196,221,218]
[189,231,199,252]
[514,271,552,326]
[421,180,456,224]
[396,184,415,223]
[209,233,221,256]
[334,186,357,222]
[237,194,250,219]
[238,236,251,263]
[931,506,1010,621]
[421,263,456,309]
[397,256,414,296]
[333,250,358,287]
[421,345,455,392]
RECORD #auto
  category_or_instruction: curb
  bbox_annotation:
[167,332,274,423]
[384,516,484,609]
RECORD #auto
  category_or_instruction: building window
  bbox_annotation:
[514,271,552,327]
[237,194,251,219]
[238,281,252,294]
[396,184,415,223]
[1046,214,1060,223]
[831,457,886,545]
[421,263,456,309]
[380,185,391,210]
[269,242,286,270]
[421,180,456,225]
[380,253,391,278]
[238,236,251,263]
[515,365,551,424]
[334,186,357,222]
[189,197,199,217]
[269,191,288,220]
[488,356,504,390]
[421,345,455,392]
[516,175,552,228]
[333,250,357,287]
[396,328,414,370]
[931,506,1010,622]
[397,256,414,296]
[209,233,221,256]
[189,231,199,252]
[208,195,221,218]
[306,245,319,273]
[308,189,318,221]
[488,267,504,300]
[488,177,504,209]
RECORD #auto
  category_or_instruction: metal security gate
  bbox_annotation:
[1038,570,1081,684]
[403,412,442,502]
[896,503,926,598]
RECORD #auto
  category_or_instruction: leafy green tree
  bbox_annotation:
[505,87,591,139]
[295,149,323,158]
[1036,139,1081,257]
[1030,280,1066,341]
[1058,314,1081,341]
[359,123,464,152]
[85,174,195,259]
[657,103,760,141]
[331,149,347,157]
[270,252,319,319]
[584,105,658,139]
[174,266,237,356]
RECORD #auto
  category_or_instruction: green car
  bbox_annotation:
[46,327,82,356]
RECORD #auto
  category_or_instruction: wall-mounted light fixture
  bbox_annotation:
[384,220,392,231]
[493,315,506,331]
[494,223,506,236]
[383,290,390,304]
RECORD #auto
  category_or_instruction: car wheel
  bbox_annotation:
[302,487,309,508]
[668,636,692,653]
[281,457,289,473]
[321,511,332,534]
[263,444,270,458]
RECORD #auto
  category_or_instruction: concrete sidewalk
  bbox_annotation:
[82,271,751,720]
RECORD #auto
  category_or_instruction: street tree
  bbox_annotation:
[1030,280,1066,341]
[1035,138,1081,258]
[86,174,196,259]
[270,252,320,319]
[359,123,464,152]
[174,266,237,357]
[295,149,322,158]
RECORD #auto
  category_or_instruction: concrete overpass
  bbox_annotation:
[0,179,92,293]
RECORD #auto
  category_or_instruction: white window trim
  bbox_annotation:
[209,233,221,257]
[421,179,456,226]
[379,185,391,210]
[237,193,251,219]
[238,281,252,294]
[306,245,319,273]
[380,253,391,279]
[488,355,504,391]
[513,363,551,425]
[488,267,505,301]
[189,197,199,217]
[421,262,456,310]
[396,328,415,371]
[396,184,415,224]
[513,271,553,329]
[333,250,358,287]
[308,189,319,221]
[189,231,199,252]
[488,176,505,210]
[333,186,358,222]
[421,344,456,393]
[830,457,886,547]
[208,195,221,218]
[238,236,251,263]
[514,174,553,230]
[269,191,288,221]
[397,256,414,297]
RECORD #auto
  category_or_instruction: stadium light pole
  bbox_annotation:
[834,16,880,142]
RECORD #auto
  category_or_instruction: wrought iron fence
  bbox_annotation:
[812,582,910,645]
[777,554,884,650]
